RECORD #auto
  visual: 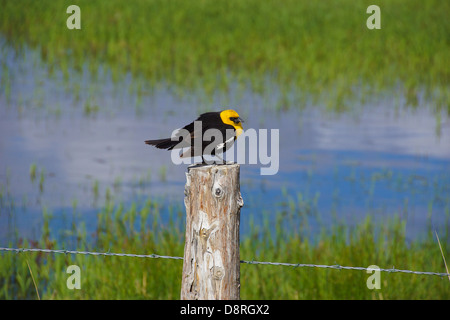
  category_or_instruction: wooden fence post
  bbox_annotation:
[181,163,243,300]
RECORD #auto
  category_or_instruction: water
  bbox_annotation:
[1,42,449,245]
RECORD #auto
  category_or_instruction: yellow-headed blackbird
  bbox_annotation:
[145,109,244,159]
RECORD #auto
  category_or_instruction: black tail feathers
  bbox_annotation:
[145,138,178,150]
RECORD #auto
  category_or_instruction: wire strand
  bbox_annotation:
[1,246,449,278]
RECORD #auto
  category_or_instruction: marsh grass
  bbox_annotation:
[29,164,37,183]
[435,231,450,282]
[0,0,448,113]
[0,198,449,300]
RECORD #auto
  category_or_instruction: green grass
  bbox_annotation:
[0,0,448,112]
[29,163,37,183]
[0,199,448,299]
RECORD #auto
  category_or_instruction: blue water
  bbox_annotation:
[1,42,449,245]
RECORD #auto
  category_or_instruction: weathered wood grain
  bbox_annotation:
[181,163,243,300]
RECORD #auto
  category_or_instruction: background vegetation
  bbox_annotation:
[0,0,449,111]
[1,199,449,299]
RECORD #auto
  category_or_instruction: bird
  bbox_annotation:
[145,109,244,162]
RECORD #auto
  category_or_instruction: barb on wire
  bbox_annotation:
[1,247,449,278]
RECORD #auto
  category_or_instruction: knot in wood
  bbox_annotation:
[200,228,209,238]
[237,194,244,207]
[211,266,225,280]
[214,187,224,198]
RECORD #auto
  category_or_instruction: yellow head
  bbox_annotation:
[220,109,244,137]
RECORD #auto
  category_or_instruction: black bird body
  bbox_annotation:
[145,110,244,158]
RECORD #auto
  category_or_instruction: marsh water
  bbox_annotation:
[1,43,449,245]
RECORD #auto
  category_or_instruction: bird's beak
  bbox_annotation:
[238,117,244,123]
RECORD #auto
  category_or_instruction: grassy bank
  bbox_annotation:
[0,0,449,111]
[1,199,448,299]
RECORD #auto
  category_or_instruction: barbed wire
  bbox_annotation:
[1,246,449,278]
[0,247,183,260]
[239,260,450,278]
